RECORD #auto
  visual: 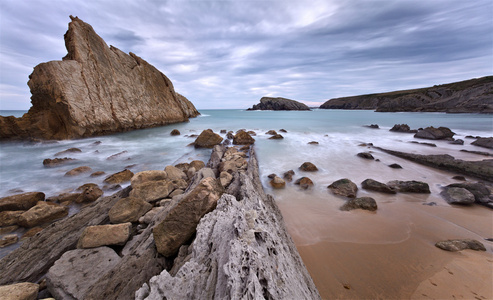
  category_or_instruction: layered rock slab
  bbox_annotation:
[136,148,320,300]
[0,16,199,140]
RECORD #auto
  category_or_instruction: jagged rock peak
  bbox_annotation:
[0,16,199,140]
[247,97,311,111]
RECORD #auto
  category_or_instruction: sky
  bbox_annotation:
[0,0,492,110]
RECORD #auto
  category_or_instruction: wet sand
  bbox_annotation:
[266,147,493,299]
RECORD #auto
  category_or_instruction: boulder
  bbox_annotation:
[279,129,287,133]
[18,202,68,228]
[269,134,284,139]
[46,247,122,299]
[131,170,168,186]
[55,147,82,156]
[361,179,397,194]
[283,170,295,181]
[0,234,19,248]
[0,192,44,212]
[75,185,103,203]
[328,179,358,198]
[109,197,152,224]
[247,97,311,111]
[219,171,233,188]
[387,180,430,193]
[340,197,378,211]
[194,129,223,148]
[389,124,416,133]
[90,171,105,177]
[0,282,39,300]
[299,162,318,172]
[129,180,174,202]
[189,160,205,171]
[450,139,464,145]
[42,158,75,167]
[64,166,92,176]
[153,177,224,257]
[471,137,493,149]
[233,130,255,145]
[294,177,314,190]
[164,165,187,181]
[414,126,455,140]
[266,130,277,135]
[226,131,234,140]
[170,129,180,136]
[357,152,374,159]
[388,163,403,169]
[270,176,286,189]
[0,16,198,140]
[77,223,132,248]
[0,210,23,227]
[440,187,475,205]
[103,169,134,184]
[446,182,492,206]
[435,239,486,252]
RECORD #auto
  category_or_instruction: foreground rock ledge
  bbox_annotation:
[0,16,199,140]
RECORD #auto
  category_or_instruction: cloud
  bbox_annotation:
[0,0,491,110]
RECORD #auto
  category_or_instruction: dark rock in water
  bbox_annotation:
[308,141,319,145]
[284,170,295,181]
[43,157,76,167]
[299,162,318,171]
[90,171,106,177]
[233,130,255,145]
[471,137,493,149]
[220,129,227,134]
[446,182,492,207]
[357,152,374,160]
[194,129,223,148]
[55,147,82,156]
[423,202,437,206]
[106,150,128,160]
[460,149,493,157]
[389,124,416,133]
[340,197,377,211]
[279,129,288,133]
[375,147,493,182]
[103,169,134,184]
[270,176,286,189]
[266,130,277,135]
[47,247,122,299]
[0,17,198,140]
[389,163,403,169]
[450,139,464,145]
[0,192,45,212]
[361,179,396,194]
[269,134,284,140]
[75,184,103,203]
[294,177,314,190]
[267,173,277,179]
[414,126,455,140]
[153,177,224,257]
[328,178,358,198]
[435,239,486,252]
[247,97,310,111]
[364,124,379,129]
[410,141,437,147]
[440,187,475,205]
[64,166,92,176]
[387,180,430,193]
[452,175,467,181]
[226,131,234,140]
[170,129,180,136]
[318,76,493,113]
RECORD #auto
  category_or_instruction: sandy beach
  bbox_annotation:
[271,147,493,299]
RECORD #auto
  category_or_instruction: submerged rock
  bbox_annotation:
[270,176,286,189]
[42,157,75,167]
[340,197,378,211]
[64,166,92,176]
[0,16,199,140]
[294,177,314,189]
[389,124,416,133]
[283,170,295,182]
[435,239,486,252]
[247,97,310,111]
[269,133,284,139]
[357,152,375,159]
[170,129,180,136]
[328,178,358,198]
[18,202,68,228]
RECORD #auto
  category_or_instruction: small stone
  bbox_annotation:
[299,162,318,171]
[357,152,374,159]
[170,129,180,136]
[270,176,286,189]
[294,177,313,190]
[340,197,377,211]
[268,134,284,140]
[65,166,92,176]
[279,129,287,133]
[388,163,402,169]
[435,239,486,252]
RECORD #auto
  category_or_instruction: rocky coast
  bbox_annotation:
[247,97,311,111]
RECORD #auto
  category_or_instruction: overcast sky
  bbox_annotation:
[1,0,492,110]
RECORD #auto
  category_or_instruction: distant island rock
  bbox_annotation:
[247,97,310,111]
[319,76,493,113]
[0,16,199,140]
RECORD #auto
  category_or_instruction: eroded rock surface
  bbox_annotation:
[0,16,199,140]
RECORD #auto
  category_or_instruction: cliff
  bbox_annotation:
[247,97,311,111]
[319,76,493,113]
[0,16,199,140]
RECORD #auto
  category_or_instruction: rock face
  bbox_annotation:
[248,97,311,111]
[0,16,199,140]
[319,76,493,113]
[136,147,320,300]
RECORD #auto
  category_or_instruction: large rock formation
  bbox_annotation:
[319,76,493,113]
[0,16,199,140]
[247,97,311,111]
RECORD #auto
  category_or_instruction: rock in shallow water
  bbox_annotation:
[440,187,475,205]
[0,192,45,211]
[328,178,358,198]
[340,197,378,211]
[435,239,486,252]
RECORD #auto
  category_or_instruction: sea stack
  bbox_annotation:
[247,97,311,111]
[0,16,199,140]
